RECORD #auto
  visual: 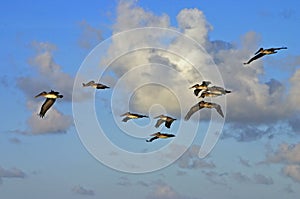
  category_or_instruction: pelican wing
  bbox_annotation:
[244,53,265,65]
[146,136,159,142]
[96,84,109,89]
[213,104,224,118]
[35,91,46,98]
[165,121,173,128]
[155,119,165,128]
[82,80,95,87]
[194,89,202,96]
[184,103,202,121]
[39,98,56,118]
[269,47,287,51]
[122,117,131,122]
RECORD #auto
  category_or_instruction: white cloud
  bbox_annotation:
[98,0,300,128]
[26,100,72,135]
[177,8,212,45]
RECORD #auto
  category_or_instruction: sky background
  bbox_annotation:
[1,0,300,198]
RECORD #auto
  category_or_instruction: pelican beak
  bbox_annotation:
[35,92,44,98]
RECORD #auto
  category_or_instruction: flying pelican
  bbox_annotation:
[184,100,224,120]
[35,90,63,118]
[199,91,222,98]
[146,132,175,142]
[189,81,212,96]
[244,47,287,65]
[82,80,110,89]
[120,112,148,122]
[154,115,176,128]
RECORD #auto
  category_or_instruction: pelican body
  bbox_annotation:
[244,47,287,65]
[35,90,63,118]
[199,91,222,98]
[189,81,212,96]
[120,112,148,122]
[82,80,110,89]
[154,115,176,128]
[184,100,224,120]
[146,132,175,142]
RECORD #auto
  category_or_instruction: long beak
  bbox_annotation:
[150,132,160,136]
[35,92,44,98]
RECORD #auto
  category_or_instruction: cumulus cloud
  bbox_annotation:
[72,185,95,196]
[95,0,300,133]
[15,41,85,135]
[78,20,102,49]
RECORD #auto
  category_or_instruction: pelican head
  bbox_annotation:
[189,84,199,89]
[255,48,264,55]
[35,91,47,98]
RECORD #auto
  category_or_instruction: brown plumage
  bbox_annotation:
[184,100,224,120]
[244,47,287,65]
[154,115,176,128]
[146,132,175,142]
[120,112,148,122]
[82,80,110,89]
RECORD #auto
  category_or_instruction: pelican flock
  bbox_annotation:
[34,44,287,143]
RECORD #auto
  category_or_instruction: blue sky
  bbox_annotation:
[1,0,300,198]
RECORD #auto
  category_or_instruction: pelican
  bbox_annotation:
[184,100,224,120]
[154,115,176,128]
[189,81,211,96]
[120,112,148,122]
[207,86,231,95]
[199,91,222,98]
[35,90,63,118]
[244,47,287,65]
[82,80,110,89]
[146,132,175,142]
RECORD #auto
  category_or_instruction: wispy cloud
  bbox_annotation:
[176,145,215,169]
[262,142,300,183]
[146,180,200,199]
[78,20,102,49]
[72,185,95,196]
[0,166,26,184]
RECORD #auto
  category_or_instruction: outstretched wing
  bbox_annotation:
[194,89,202,96]
[146,136,159,142]
[155,119,165,128]
[269,47,287,51]
[39,98,56,118]
[165,121,173,128]
[244,53,265,65]
[184,103,201,121]
[122,117,131,122]
[96,84,110,89]
[213,104,224,118]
